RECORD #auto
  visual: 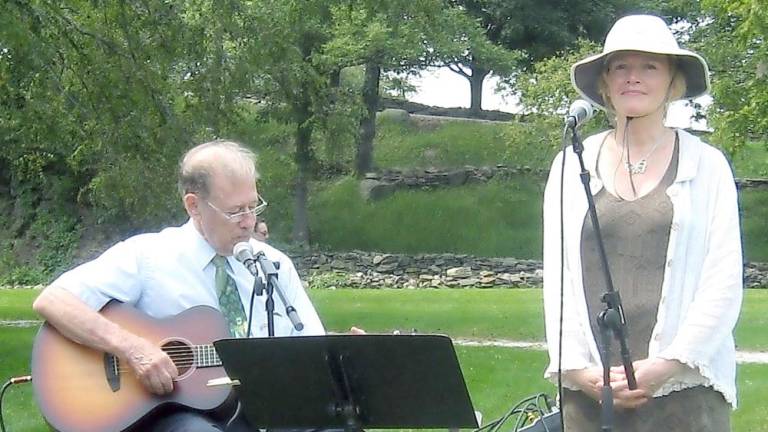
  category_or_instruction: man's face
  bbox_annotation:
[191,174,260,256]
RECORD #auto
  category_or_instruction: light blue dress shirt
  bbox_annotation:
[53,219,325,337]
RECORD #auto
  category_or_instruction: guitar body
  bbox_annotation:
[31,302,233,432]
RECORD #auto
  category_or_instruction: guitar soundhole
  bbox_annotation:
[162,340,194,376]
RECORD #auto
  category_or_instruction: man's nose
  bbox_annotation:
[240,211,258,229]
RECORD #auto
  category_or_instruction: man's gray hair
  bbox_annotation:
[178,139,259,199]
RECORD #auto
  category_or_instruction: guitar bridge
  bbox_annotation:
[104,353,120,392]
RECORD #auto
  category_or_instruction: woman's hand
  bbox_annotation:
[610,358,684,409]
[564,367,606,402]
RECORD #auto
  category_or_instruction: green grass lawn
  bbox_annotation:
[311,288,768,352]
[3,288,766,348]
[2,288,767,431]
[313,288,545,340]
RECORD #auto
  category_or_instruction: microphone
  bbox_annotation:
[233,242,259,276]
[232,241,305,332]
[565,99,594,128]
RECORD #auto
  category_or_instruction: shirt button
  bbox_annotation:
[667,259,673,268]
[654,333,661,341]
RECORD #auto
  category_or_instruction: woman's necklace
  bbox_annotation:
[623,134,665,175]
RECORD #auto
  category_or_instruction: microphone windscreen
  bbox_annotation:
[569,99,594,121]
[232,242,253,263]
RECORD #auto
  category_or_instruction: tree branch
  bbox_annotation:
[447,63,470,78]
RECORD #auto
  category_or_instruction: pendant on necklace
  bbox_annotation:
[625,159,647,175]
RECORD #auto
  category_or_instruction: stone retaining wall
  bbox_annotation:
[292,251,768,289]
[361,167,768,200]
[360,166,545,200]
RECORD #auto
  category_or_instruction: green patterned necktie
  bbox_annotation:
[212,255,248,338]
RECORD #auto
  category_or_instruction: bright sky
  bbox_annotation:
[407,66,710,130]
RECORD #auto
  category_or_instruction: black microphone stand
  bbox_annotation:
[246,274,263,338]
[253,251,277,336]
[253,252,304,337]
[566,124,637,432]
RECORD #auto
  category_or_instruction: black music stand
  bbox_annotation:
[213,334,478,431]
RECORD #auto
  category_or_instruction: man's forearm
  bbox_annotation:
[32,286,138,358]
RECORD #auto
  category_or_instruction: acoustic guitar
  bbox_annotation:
[31,301,234,432]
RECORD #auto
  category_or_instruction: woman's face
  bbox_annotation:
[604,51,673,118]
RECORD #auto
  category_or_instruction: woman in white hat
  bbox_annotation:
[542,14,743,431]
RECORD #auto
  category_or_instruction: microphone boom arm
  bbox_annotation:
[253,251,304,333]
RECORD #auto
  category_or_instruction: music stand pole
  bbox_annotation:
[567,125,637,432]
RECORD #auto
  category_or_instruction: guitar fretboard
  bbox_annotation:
[192,344,222,367]
[110,344,222,374]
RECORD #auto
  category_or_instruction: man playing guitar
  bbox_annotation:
[33,139,324,431]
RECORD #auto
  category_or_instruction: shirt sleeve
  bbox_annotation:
[50,238,144,311]
[279,256,325,336]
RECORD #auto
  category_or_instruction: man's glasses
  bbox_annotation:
[205,195,267,222]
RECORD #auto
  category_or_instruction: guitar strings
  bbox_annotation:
[109,345,222,373]
[113,359,220,373]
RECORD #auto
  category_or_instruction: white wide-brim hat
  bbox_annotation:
[571,14,710,110]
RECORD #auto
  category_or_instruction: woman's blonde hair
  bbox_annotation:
[597,53,687,116]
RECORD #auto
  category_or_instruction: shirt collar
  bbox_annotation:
[181,219,219,271]
[674,129,703,183]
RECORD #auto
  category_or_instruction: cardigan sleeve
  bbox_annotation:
[542,150,595,384]
[657,148,743,376]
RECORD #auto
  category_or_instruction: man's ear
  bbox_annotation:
[184,193,200,218]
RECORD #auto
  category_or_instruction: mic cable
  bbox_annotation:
[1,375,32,432]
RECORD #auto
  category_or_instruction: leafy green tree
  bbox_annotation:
[445,0,701,113]
[445,0,620,113]
[0,1,268,278]
[698,0,768,155]
[234,0,359,247]
[0,1,198,228]
[511,39,609,160]
[514,40,601,116]
[326,1,487,175]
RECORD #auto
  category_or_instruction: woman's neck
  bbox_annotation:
[614,109,670,152]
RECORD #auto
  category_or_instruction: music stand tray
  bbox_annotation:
[213,334,477,430]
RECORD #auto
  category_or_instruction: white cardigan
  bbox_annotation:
[542,129,743,407]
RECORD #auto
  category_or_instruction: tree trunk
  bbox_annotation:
[469,65,489,114]
[291,85,314,249]
[355,62,380,177]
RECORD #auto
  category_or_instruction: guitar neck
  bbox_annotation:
[191,344,222,368]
